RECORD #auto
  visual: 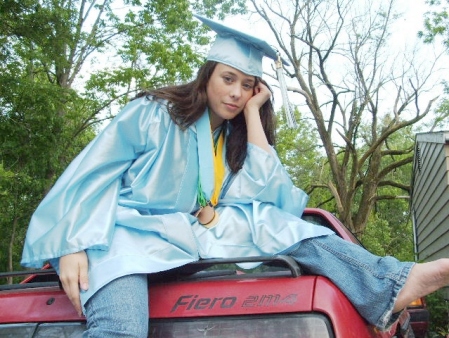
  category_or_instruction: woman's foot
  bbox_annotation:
[394,258,449,312]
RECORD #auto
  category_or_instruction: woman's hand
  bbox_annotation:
[59,250,89,316]
[243,82,272,153]
[243,82,272,117]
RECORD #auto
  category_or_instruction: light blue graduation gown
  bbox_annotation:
[21,97,333,306]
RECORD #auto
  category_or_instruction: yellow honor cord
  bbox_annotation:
[210,130,225,206]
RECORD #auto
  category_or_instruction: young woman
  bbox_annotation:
[21,14,449,338]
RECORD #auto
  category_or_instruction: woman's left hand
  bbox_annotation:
[243,82,272,117]
[243,82,272,153]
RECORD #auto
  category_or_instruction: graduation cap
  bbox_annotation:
[194,14,297,128]
[193,14,289,78]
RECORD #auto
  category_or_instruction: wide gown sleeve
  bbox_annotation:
[21,98,167,268]
[222,143,309,218]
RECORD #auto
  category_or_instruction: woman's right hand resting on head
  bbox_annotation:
[59,250,89,316]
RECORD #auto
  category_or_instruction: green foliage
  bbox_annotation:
[275,108,334,209]
[426,290,449,337]
[276,108,321,187]
[419,0,449,49]
[419,0,449,131]
[359,210,414,261]
[0,75,92,274]
[430,97,449,130]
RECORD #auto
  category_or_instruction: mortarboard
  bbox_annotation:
[193,14,287,78]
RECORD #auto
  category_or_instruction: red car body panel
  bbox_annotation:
[0,287,79,323]
[150,276,315,318]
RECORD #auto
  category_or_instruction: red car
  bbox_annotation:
[0,208,415,337]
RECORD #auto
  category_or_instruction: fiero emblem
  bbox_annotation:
[170,294,298,313]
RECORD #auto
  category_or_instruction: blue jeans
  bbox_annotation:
[83,234,413,337]
[83,274,149,338]
[282,234,414,329]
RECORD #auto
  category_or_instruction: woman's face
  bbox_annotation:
[206,63,256,129]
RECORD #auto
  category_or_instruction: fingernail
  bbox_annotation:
[81,283,88,290]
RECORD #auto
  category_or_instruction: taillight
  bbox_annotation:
[408,298,424,307]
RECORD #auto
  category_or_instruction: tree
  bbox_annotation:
[359,125,416,261]
[249,0,444,234]
[419,0,449,49]
[419,0,449,132]
[0,0,246,274]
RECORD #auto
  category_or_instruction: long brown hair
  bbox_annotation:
[134,61,276,173]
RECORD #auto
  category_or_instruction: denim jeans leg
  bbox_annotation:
[83,274,149,338]
[283,234,414,330]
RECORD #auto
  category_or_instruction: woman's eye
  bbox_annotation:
[243,83,254,90]
[223,76,233,83]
